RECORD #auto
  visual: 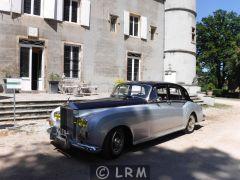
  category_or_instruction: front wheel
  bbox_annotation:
[185,114,196,134]
[102,128,125,159]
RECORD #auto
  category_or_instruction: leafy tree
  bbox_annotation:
[197,10,240,91]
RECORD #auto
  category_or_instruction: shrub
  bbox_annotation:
[202,83,216,92]
[49,73,61,82]
[213,89,223,97]
[114,79,125,85]
[207,83,216,91]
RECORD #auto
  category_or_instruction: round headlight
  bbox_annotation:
[76,118,88,128]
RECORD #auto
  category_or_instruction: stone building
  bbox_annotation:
[0,0,197,93]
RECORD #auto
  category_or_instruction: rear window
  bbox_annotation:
[169,86,186,101]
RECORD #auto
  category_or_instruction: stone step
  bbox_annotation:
[0,109,53,115]
[0,99,82,122]
[0,103,62,111]
[0,115,50,122]
[0,100,81,106]
[193,99,204,103]
[190,97,199,100]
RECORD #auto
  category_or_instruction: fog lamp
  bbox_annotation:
[54,112,61,121]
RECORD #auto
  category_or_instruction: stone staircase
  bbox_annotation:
[190,95,205,106]
[0,95,206,122]
[0,100,78,122]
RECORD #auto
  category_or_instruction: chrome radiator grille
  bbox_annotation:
[60,107,74,133]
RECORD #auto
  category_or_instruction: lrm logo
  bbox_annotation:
[90,165,150,180]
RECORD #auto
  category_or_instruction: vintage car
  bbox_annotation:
[49,82,204,158]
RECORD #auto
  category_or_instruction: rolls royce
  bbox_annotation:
[49,82,204,158]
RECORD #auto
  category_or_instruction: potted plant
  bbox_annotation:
[206,83,215,96]
[49,73,61,93]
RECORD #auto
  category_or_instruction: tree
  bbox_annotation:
[197,10,240,91]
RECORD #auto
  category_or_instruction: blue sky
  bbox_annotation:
[197,0,240,21]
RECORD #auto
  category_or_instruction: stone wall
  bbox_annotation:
[0,0,165,92]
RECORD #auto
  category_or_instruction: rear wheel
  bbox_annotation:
[185,114,196,134]
[102,128,125,159]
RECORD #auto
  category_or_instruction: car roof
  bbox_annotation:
[123,81,183,87]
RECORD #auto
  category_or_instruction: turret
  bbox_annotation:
[164,0,197,85]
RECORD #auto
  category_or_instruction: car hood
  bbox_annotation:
[67,97,147,111]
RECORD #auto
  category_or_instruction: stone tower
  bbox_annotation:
[164,0,197,85]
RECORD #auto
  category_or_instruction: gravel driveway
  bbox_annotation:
[0,98,239,180]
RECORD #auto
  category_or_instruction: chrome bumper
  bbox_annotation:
[50,127,101,153]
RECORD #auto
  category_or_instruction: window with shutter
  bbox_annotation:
[24,0,41,16]
[63,0,70,21]
[63,0,79,23]
[24,0,31,14]
[33,0,41,15]
[71,1,78,22]
[64,45,80,78]
[129,15,140,37]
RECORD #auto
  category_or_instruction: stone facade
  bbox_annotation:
[0,0,165,93]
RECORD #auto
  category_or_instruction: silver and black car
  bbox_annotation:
[49,82,204,158]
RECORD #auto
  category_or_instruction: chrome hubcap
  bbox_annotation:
[112,131,124,154]
[188,117,195,132]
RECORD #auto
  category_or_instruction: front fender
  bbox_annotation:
[85,106,138,148]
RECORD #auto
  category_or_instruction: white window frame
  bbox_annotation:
[129,14,140,38]
[19,44,45,91]
[23,0,43,17]
[127,53,141,81]
[64,0,80,23]
[64,44,81,79]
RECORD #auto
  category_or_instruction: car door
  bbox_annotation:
[166,85,186,129]
[150,85,176,137]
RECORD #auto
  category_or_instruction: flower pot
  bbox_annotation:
[49,81,59,94]
[207,90,213,96]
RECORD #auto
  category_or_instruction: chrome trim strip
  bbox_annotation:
[54,134,101,153]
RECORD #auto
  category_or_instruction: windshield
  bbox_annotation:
[112,84,151,99]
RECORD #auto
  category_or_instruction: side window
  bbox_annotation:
[156,86,168,102]
[131,85,146,96]
[113,85,130,96]
[169,87,185,101]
